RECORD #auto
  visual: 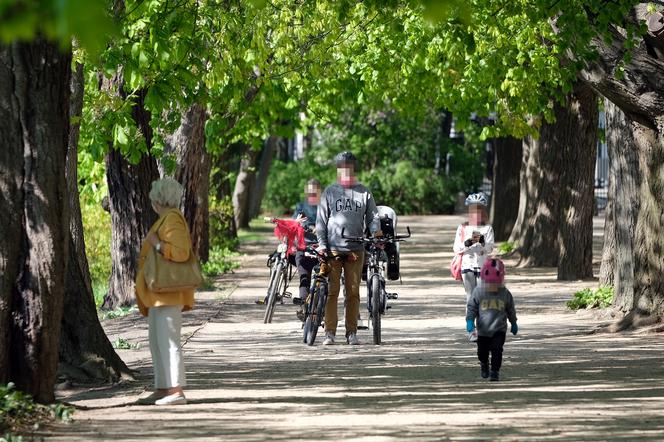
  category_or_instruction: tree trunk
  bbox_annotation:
[489,137,522,241]
[630,123,663,313]
[166,104,211,262]
[60,62,131,381]
[249,136,278,220]
[576,5,664,315]
[103,89,160,310]
[232,146,258,229]
[556,83,598,280]
[0,39,71,403]
[509,128,563,267]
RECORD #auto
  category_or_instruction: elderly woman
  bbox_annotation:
[135,177,194,406]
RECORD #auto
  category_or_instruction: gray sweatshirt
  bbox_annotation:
[316,182,380,252]
[466,286,517,337]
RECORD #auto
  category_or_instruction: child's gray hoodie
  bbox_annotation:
[466,286,517,337]
[316,182,380,252]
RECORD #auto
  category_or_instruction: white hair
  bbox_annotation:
[149,177,183,208]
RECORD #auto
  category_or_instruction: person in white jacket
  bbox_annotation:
[453,192,494,341]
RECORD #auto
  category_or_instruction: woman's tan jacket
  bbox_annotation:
[135,208,195,316]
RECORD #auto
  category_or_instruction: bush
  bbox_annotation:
[360,160,459,214]
[0,383,73,438]
[566,286,614,310]
[202,246,240,277]
[496,241,516,254]
[263,157,335,215]
[209,195,239,251]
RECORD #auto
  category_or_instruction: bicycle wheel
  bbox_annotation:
[371,275,381,345]
[264,261,283,324]
[307,282,327,346]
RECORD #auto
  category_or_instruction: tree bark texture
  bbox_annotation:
[0,40,71,402]
[578,5,664,314]
[60,62,131,380]
[104,89,160,309]
[556,83,598,280]
[489,137,522,242]
[599,99,641,304]
[166,104,211,262]
[249,136,278,220]
[509,126,564,267]
[232,145,259,229]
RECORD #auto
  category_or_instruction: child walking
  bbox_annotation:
[466,258,518,381]
[453,192,494,341]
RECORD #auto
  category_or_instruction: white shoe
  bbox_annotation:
[469,330,478,342]
[323,332,336,345]
[136,391,166,405]
[155,392,187,406]
[347,332,360,345]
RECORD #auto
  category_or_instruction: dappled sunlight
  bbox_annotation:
[45,215,664,441]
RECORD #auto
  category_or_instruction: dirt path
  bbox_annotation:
[40,215,664,441]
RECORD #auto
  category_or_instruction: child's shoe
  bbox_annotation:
[480,363,489,379]
[489,370,500,381]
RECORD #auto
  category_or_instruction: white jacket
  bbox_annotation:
[453,223,495,271]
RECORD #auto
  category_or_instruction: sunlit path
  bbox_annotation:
[41,215,664,441]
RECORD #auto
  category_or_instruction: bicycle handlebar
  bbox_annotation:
[340,226,411,243]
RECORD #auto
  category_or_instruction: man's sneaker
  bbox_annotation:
[296,308,305,322]
[347,332,360,345]
[323,332,335,345]
[480,363,489,379]
[468,330,478,342]
[489,370,500,382]
[255,297,266,305]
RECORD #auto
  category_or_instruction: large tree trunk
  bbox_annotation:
[232,145,258,229]
[490,137,522,241]
[576,5,664,316]
[509,127,563,267]
[166,104,211,262]
[60,62,131,381]
[103,88,160,310]
[599,99,640,299]
[249,136,278,220]
[556,83,598,280]
[0,39,71,403]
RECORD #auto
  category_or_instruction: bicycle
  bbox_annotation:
[302,249,330,346]
[342,226,411,344]
[262,217,301,324]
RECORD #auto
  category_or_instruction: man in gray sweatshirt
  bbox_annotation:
[316,151,380,346]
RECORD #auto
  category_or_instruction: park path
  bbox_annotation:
[40,215,664,441]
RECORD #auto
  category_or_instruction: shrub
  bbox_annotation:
[262,156,335,215]
[0,383,73,438]
[566,286,614,310]
[496,242,516,254]
[209,195,239,251]
[202,246,240,277]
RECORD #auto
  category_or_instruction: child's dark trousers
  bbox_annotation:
[477,331,506,371]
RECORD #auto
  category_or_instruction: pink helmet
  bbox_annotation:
[480,259,505,284]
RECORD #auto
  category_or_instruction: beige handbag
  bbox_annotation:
[143,212,203,293]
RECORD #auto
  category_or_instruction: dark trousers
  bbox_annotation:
[294,251,317,298]
[477,332,506,372]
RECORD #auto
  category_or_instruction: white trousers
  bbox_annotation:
[148,305,186,389]
[462,271,479,304]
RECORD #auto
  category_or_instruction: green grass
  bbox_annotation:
[237,217,276,243]
[566,286,614,310]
